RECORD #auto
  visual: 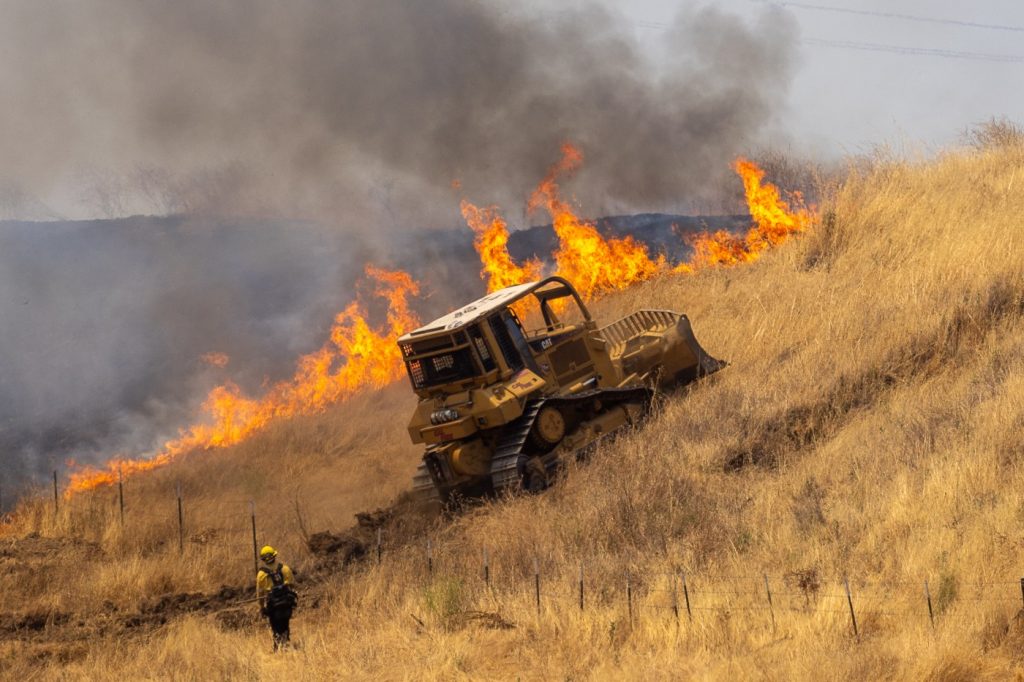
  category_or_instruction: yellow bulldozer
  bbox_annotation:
[398,276,724,501]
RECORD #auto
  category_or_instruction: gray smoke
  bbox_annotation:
[0,1,800,495]
[0,216,368,491]
[0,1,799,222]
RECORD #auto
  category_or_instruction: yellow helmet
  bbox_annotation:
[260,545,278,562]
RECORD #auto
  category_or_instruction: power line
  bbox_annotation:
[802,37,1024,63]
[752,1,1024,33]
[629,18,1024,64]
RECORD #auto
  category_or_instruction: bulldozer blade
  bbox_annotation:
[676,315,727,378]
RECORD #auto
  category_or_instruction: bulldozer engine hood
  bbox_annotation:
[408,369,545,445]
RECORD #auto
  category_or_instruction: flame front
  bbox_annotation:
[679,158,812,271]
[66,266,420,494]
[529,144,665,301]
[461,200,543,292]
[67,148,813,496]
[465,147,812,292]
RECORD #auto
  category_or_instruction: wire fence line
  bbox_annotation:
[16,483,1024,640]
[363,537,1024,640]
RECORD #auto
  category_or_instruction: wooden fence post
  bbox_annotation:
[118,467,125,526]
[250,501,258,575]
[176,482,184,553]
[925,580,935,629]
[53,470,59,514]
[483,547,490,587]
[626,571,633,624]
[844,578,859,641]
[578,563,585,612]
[672,575,680,625]
[534,558,541,616]
[682,573,692,622]
[764,574,776,632]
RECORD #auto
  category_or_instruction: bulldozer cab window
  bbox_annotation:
[468,324,496,372]
[402,331,486,390]
[406,346,478,389]
[519,283,587,335]
[538,293,586,329]
[488,311,540,375]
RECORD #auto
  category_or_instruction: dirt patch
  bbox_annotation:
[0,610,72,634]
[1,583,260,646]
[141,585,248,616]
[0,532,103,561]
[306,494,440,573]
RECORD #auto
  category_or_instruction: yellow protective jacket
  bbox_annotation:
[256,562,295,603]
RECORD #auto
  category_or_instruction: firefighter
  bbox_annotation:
[256,545,297,651]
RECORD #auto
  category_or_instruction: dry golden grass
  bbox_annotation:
[5,136,1024,679]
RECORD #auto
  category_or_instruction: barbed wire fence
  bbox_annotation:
[10,481,1024,640]
[368,534,1024,640]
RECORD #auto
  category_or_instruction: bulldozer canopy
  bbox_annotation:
[399,277,590,341]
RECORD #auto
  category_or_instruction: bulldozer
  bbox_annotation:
[398,276,724,501]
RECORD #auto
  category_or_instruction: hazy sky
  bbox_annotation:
[610,0,1024,155]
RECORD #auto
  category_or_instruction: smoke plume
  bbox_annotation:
[0,1,798,222]
[0,1,799,493]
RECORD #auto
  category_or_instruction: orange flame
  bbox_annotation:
[529,144,665,301]
[462,143,667,301]
[460,200,543,292]
[678,158,812,271]
[67,266,420,494]
[463,146,812,291]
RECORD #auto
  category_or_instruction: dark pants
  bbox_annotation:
[267,606,292,650]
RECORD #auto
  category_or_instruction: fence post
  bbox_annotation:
[764,574,776,632]
[376,528,382,565]
[53,470,59,514]
[925,580,935,629]
[483,547,490,587]
[250,501,258,575]
[844,578,859,641]
[176,482,184,553]
[534,558,541,616]
[118,467,125,526]
[672,575,680,625]
[579,563,585,612]
[682,573,692,622]
[626,571,633,624]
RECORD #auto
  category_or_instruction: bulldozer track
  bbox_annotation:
[490,401,545,491]
[490,386,653,493]
[412,461,439,502]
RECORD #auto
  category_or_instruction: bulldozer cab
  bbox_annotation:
[398,277,605,397]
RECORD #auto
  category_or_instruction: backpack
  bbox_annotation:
[260,563,298,610]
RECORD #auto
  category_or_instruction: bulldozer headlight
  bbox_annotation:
[430,408,460,425]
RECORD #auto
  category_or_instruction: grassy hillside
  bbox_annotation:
[5,137,1024,679]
